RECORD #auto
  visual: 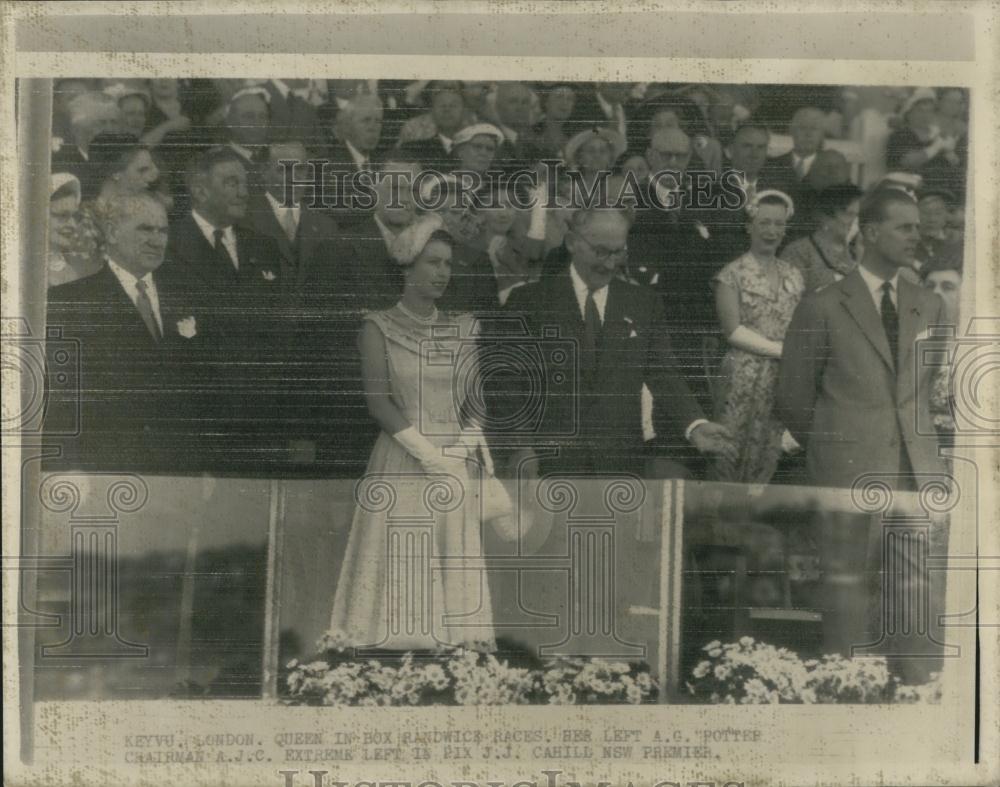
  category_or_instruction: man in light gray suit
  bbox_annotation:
[777,188,947,491]
[776,188,949,684]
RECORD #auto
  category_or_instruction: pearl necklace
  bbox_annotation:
[396,300,438,324]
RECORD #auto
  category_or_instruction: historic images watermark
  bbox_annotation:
[275,160,752,214]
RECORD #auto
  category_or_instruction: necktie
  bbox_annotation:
[881,281,898,369]
[582,288,602,375]
[134,279,162,341]
[213,228,237,270]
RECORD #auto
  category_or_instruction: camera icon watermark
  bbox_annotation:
[914,316,1000,437]
[1,317,81,437]
[417,316,578,441]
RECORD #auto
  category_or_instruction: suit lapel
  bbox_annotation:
[896,277,926,373]
[839,270,894,372]
[180,215,238,285]
[255,198,296,269]
[597,281,628,373]
[101,266,163,346]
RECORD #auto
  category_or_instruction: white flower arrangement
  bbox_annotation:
[687,638,941,704]
[284,629,657,706]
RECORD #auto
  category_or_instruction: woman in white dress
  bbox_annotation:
[329,214,497,652]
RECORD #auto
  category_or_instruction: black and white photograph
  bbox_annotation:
[3,4,997,787]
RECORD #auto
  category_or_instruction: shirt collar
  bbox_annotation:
[858,263,900,298]
[191,209,233,246]
[438,132,453,153]
[265,190,300,217]
[106,257,152,292]
[344,139,369,167]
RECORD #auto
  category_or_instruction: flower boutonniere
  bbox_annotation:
[262,270,277,281]
[624,315,639,339]
[176,316,197,339]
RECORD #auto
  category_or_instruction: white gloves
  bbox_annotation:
[781,429,802,455]
[526,185,548,241]
[728,325,784,359]
[393,426,454,475]
[393,425,496,476]
[459,424,495,476]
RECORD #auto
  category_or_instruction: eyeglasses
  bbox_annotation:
[577,234,628,262]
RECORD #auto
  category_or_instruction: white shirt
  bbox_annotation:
[344,139,371,171]
[568,263,706,441]
[858,264,900,315]
[106,258,163,334]
[792,152,816,177]
[265,191,300,240]
[569,262,609,323]
[438,133,454,154]
[191,210,239,270]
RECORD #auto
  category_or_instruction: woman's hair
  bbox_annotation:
[87,132,149,184]
[812,183,863,219]
[415,229,455,259]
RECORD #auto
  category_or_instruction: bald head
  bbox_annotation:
[335,94,384,153]
[646,127,692,173]
[789,106,826,157]
[495,82,534,131]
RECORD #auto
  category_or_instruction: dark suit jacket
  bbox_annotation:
[776,269,947,490]
[321,141,380,227]
[162,213,288,463]
[400,136,455,173]
[500,268,705,475]
[45,264,204,471]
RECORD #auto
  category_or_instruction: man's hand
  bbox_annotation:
[689,422,738,464]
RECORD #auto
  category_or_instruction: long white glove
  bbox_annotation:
[393,426,453,474]
[728,325,783,359]
[526,185,548,241]
[459,424,495,476]
[780,429,802,455]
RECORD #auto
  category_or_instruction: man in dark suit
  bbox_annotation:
[776,189,949,682]
[164,145,286,470]
[500,208,736,478]
[492,82,548,175]
[321,93,384,227]
[628,127,726,414]
[570,81,633,140]
[46,193,202,471]
[239,139,364,471]
[762,106,827,197]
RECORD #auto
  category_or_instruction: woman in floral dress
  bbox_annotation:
[329,214,497,652]
[709,191,805,484]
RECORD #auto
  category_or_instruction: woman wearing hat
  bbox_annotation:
[47,173,102,287]
[328,214,497,651]
[450,122,505,176]
[563,125,627,197]
[710,190,805,484]
[886,87,965,195]
[781,183,863,292]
